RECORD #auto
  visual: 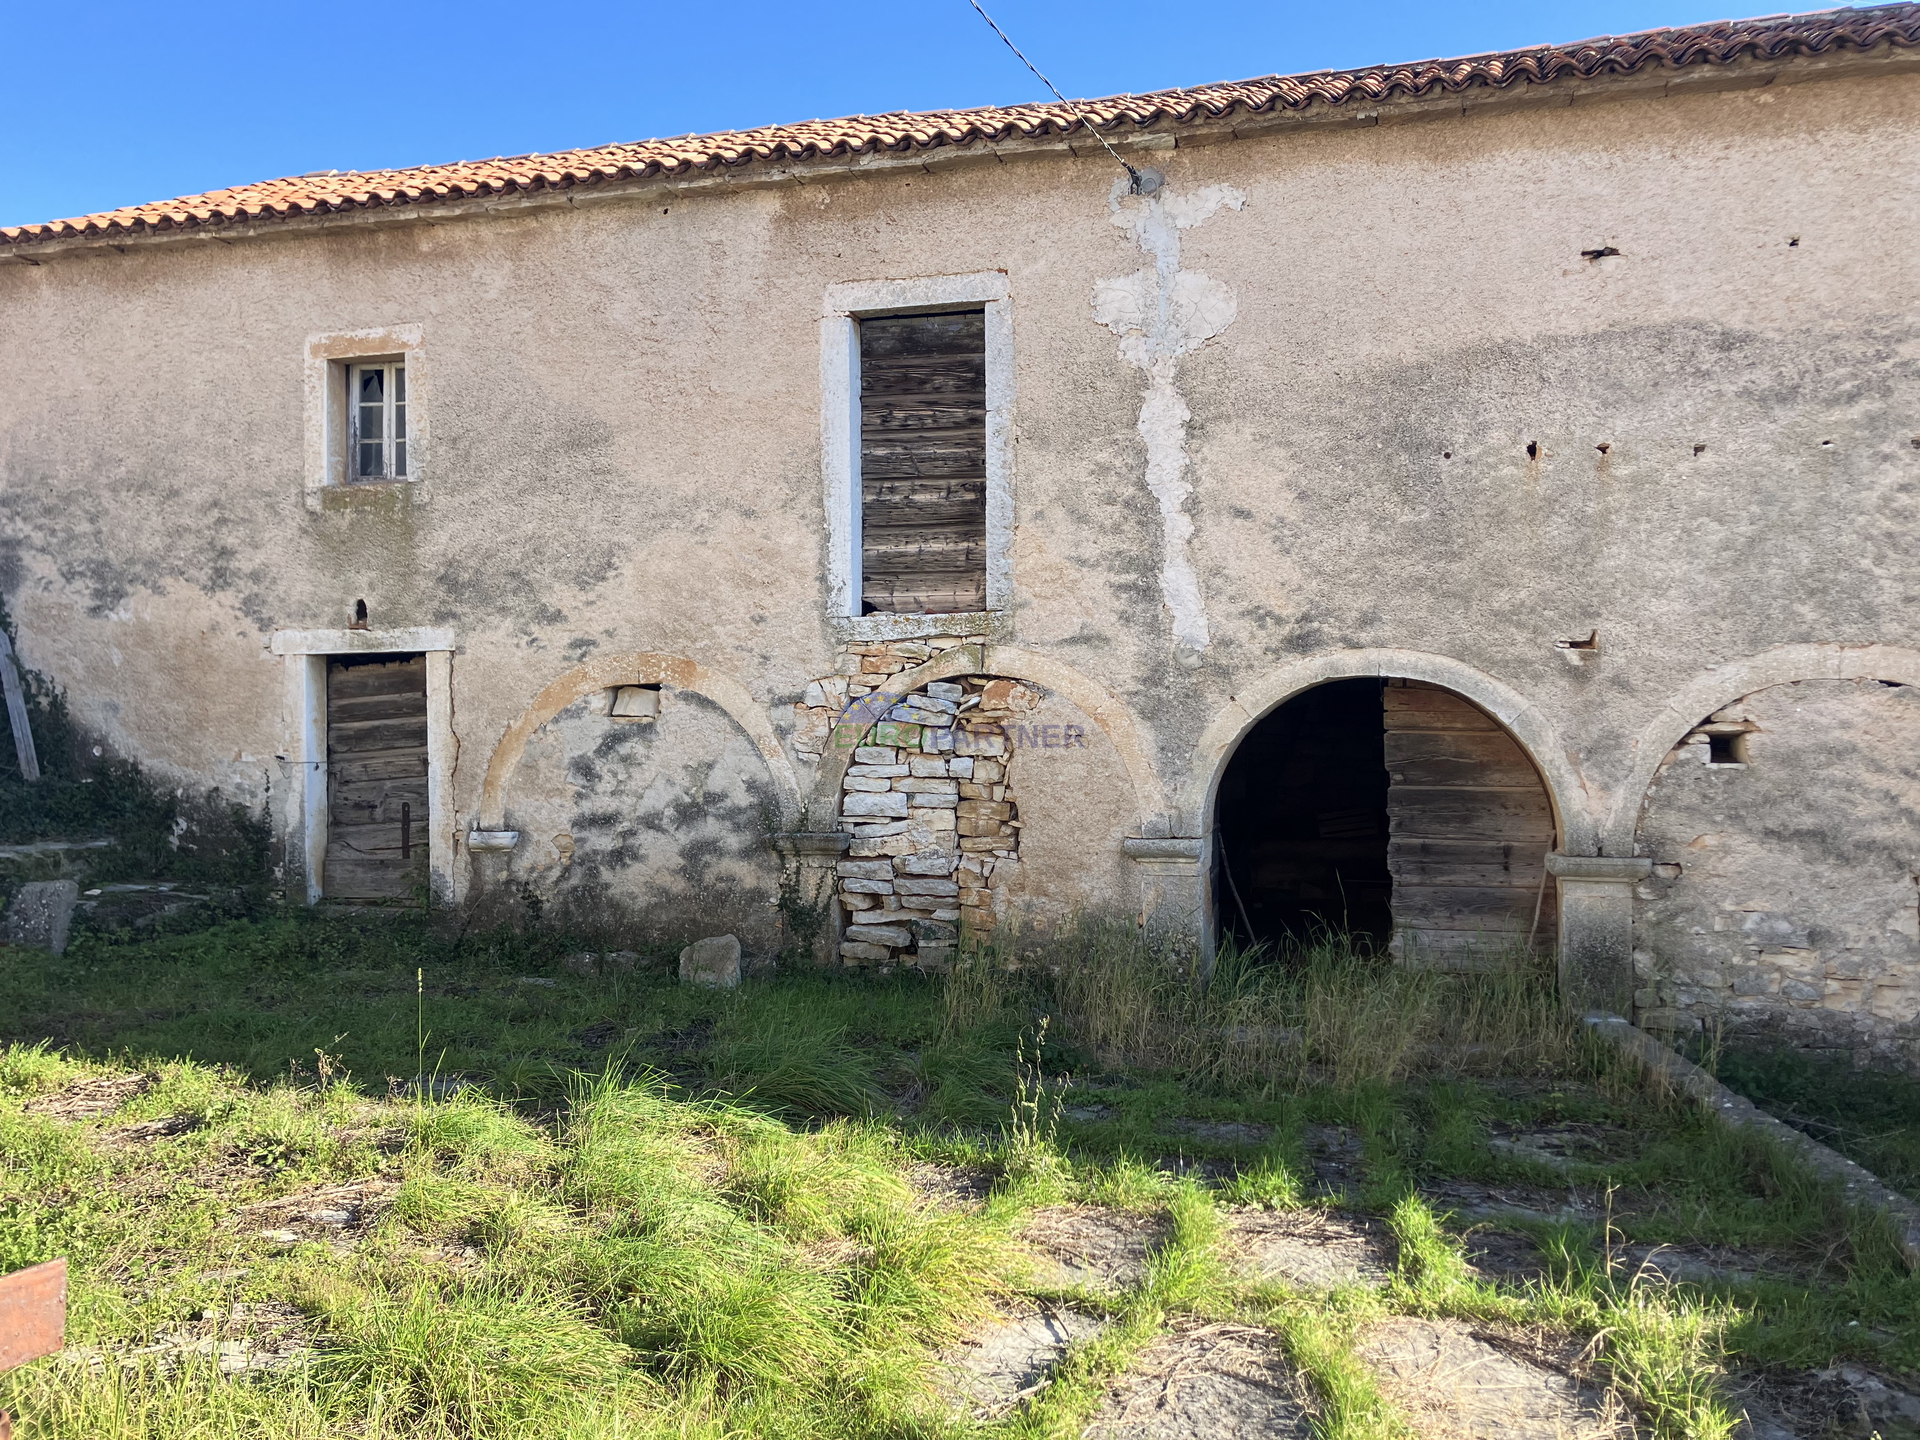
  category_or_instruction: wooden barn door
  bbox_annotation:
[1384,680,1556,964]
[324,654,429,902]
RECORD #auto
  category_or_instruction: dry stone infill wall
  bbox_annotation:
[826,663,1037,971]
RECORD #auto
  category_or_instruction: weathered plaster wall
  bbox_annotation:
[2,62,1918,959]
[495,684,782,951]
[1633,679,1920,1070]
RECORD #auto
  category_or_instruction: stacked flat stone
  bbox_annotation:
[831,669,1034,970]
[788,635,988,760]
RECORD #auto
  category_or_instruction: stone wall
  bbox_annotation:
[1633,679,1920,1070]
[792,637,1043,969]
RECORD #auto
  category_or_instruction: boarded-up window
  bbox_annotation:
[859,310,986,615]
[325,654,428,901]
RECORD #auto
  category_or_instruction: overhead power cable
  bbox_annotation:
[963,0,1144,191]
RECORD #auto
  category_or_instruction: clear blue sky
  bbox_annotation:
[3,0,1753,229]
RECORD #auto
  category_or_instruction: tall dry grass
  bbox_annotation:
[978,913,1588,1093]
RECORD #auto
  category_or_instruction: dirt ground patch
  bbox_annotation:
[1356,1317,1636,1439]
[907,1162,996,1210]
[1083,1322,1314,1439]
[1728,1363,1920,1440]
[1020,1205,1166,1289]
[933,1306,1105,1418]
[1223,1207,1394,1289]
[232,1177,399,1250]
[23,1072,155,1119]
[1302,1123,1365,1197]
[65,1301,311,1376]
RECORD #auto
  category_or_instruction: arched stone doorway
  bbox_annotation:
[1214,677,1559,963]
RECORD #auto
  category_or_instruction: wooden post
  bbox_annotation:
[0,632,39,783]
[0,1258,66,1437]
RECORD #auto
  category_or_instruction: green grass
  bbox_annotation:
[0,912,1915,1438]
[1704,1043,1920,1205]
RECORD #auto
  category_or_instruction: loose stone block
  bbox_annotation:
[897,851,961,876]
[897,895,949,912]
[847,923,913,947]
[5,880,78,955]
[959,837,1002,852]
[843,775,892,793]
[848,763,910,778]
[840,942,890,962]
[910,807,958,830]
[957,817,1005,837]
[679,934,742,988]
[956,799,1011,819]
[840,878,895,894]
[843,792,910,819]
[836,860,894,880]
[897,877,960,897]
[926,682,964,701]
[971,759,1004,782]
[931,907,961,921]
[948,756,975,778]
[923,727,956,753]
[851,819,915,838]
[908,757,950,777]
[841,893,879,910]
[854,746,897,764]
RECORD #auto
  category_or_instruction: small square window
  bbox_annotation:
[348,361,407,482]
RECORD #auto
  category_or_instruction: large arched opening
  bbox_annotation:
[1213,677,1560,963]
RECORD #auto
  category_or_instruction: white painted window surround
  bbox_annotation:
[270,627,455,905]
[303,326,424,507]
[821,273,1014,641]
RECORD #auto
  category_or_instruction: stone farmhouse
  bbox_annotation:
[4,6,1920,1068]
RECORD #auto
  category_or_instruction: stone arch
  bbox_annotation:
[803,643,1167,832]
[478,652,801,829]
[1181,648,1594,854]
[1605,643,1920,855]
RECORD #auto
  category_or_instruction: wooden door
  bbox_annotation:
[1384,680,1556,964]
[325,654,428,901]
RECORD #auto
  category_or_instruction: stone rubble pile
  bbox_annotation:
[810,653,1038,970]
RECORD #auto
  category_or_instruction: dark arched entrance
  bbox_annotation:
[1214,678,1558,961]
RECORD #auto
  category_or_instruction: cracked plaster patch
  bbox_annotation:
[1093,176,1246,655]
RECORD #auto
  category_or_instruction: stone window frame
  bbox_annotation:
[820,273,1014,642]
[303,325,424,510]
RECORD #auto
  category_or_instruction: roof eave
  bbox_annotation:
[6,37,1917,261]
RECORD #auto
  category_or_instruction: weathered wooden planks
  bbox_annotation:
[860,310,987,615]
[1385,680,1555,963]
[325,655,428,902]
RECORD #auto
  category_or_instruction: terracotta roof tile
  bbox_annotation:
[8,4,1917,247]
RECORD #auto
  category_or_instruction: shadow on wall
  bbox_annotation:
[486,682,782,957]
[1635,677,1920,1073]
[0,605,268,894]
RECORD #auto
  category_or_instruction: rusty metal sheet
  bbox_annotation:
[0,1258,66,1370]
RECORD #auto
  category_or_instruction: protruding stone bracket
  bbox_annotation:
[773,831,853,966]
[1547,853,1652,1018]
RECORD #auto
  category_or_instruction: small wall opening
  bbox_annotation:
[1215,677,1558,963]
